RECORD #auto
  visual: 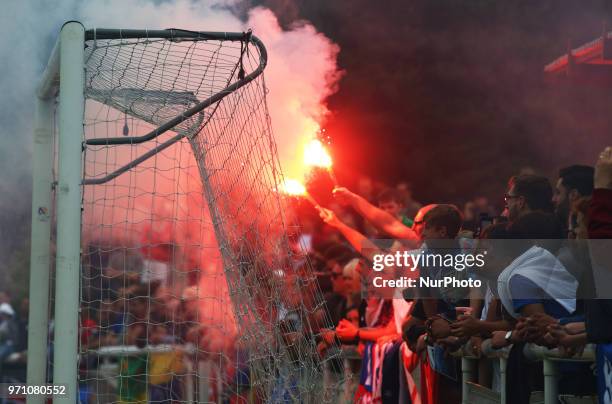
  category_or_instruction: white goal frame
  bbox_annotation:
[29,21,84,404]
[29,21,271,403]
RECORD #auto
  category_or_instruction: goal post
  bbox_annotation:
[27,42,57,404]
[53,21,86,403]
[29,21,344,403]
[27,98,53,404]
[28,21,86,403]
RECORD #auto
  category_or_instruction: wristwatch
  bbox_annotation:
[504,330,513,344]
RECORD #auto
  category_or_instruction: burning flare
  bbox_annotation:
[304,139,332,169]
[279,178,321,208]
[280,178,307,196]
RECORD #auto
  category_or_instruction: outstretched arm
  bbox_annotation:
[333,187,419,246]
[317,206,380,261]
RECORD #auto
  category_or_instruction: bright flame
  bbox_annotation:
[280,178,307,196]
[304,139,333,169]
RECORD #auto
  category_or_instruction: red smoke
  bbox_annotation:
[80,2,342,341]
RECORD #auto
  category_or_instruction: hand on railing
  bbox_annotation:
[490,330,513,349]
[469,336,484,358]
[335,319,359,342]
[316,329,337,357]
[437,335,465,353]
[543,323,587,358]
[521,313,559,345]
[474,338,511,358]
[426,315,452,341]
[450,314,480,339]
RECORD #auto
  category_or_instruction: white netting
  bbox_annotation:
[62,30,346,403]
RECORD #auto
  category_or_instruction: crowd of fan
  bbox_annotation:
[1,146,610,403]
[295,146,612,403]
[0,250,221,403]
[76,252,226,403]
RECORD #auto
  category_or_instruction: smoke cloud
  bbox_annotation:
[77,0,342,181]
[260,0,612,204]
[0,0,342,335]
[0,0,75,288]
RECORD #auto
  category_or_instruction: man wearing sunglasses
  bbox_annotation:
[504,174,554,222]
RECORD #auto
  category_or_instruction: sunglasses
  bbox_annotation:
[504,193,520,203]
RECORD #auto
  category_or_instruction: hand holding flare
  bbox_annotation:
[316,205,342,228]
[279,178,342,228]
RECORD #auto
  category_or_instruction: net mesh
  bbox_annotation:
[52,31,348,403]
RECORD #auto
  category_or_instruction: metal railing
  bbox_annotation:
[457,339,596,404]
[86,344,224,404]
[85,340,596,404]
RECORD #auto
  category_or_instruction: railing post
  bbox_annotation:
[184,358,194,403]
[197,359,209,403]
[499,357,507,404]
[215,359,223,404]
[461,357,476,404]
[543,359,559,404]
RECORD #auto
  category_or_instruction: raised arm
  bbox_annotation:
[317,206,380,262]
[333,187,419,245]
[589,146,612,238]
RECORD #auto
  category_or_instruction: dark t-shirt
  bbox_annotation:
[585,189,612,343]
[416,240,469,313]
[585,299,612,343]
[325,292,347,327]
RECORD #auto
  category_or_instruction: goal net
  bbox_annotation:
[32,24,345,403]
